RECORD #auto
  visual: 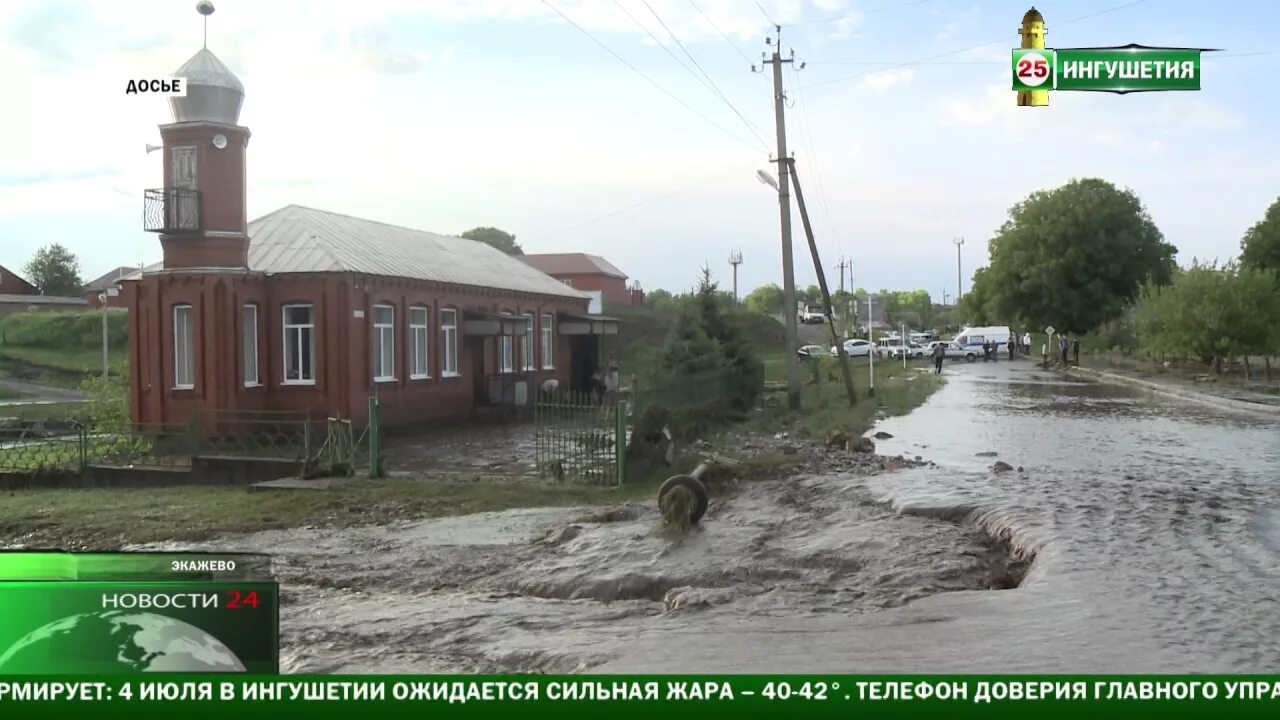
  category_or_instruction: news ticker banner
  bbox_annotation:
[0,676,1278,718]
[0,552,278,674]
[1012,44,1215,94]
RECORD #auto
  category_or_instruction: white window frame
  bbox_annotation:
[409,306,430,380]
[441,308,459,377]
[521,312,535,371]
[373,303,396,382]
[540,313,554,369]
[173,304,194,390]
[282,304,316,386]
[242,304,260,387]
[499,312,514,374]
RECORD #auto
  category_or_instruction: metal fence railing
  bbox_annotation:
[0,403,381,479]
[533,391,627,486]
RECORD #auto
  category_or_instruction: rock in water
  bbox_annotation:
[852,436,876,454]
[873,431,894,440]
[976,451,998,457]
[992,461,1014,473]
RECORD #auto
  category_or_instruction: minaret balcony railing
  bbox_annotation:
[143,188,202,234]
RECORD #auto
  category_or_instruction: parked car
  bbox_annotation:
[887,342,928,360]
[829,338,874,357]
[940,341,979,362]
[797,344,830,358]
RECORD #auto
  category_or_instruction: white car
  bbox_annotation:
[800,305,826,324]
[887,342,928,360]
[829,339,874,357]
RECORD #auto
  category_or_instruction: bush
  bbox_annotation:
[79,374,130,432]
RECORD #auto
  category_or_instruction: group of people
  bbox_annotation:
[1042,336,1083,367]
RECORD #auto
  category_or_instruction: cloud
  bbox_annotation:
[863,68,914,90]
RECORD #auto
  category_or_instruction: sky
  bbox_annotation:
[1,0,1277,299]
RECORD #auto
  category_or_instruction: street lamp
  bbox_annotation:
[953,237,965,299]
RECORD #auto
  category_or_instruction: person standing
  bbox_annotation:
[932,341,946,374]
[1059,335,1069,365]
[1007,336,1016,360]
[1022,331,1032,355]
[1072,337,1081,366]
[1041,341,1048,366]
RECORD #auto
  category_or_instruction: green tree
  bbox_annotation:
[1134,261,1280,373]
[955,268,996,326]
[742,283,783,315]
[802,285,822,304]
[982,178,1176,334]
[460,227,523,255]
[24,243,83,296]
[645,288,674,309]
[1240,196,1280,274]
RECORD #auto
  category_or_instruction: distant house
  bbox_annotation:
[85,266,143,308]
[517,253,637,308]
[0,264,87,319]
[0,265,37,296]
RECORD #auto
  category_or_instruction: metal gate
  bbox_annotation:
[533,392,627,485]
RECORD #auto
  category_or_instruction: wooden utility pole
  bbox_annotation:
[757,27,801,410]
[789,158,856,406]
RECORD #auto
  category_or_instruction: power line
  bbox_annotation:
[611,0,715,94]
[641,0,771,149]
[528,160,756,239]
[785,65,836,244]
[801,0,1152,93]
[686,0,754,65]
[540,0,763,152]
[752,0,775,26]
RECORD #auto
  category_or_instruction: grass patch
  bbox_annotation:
[0,346,127,376]
[0,387,21,401]
[0,477,667,549]
[1079,350,1280,395]
[749,355,942,443]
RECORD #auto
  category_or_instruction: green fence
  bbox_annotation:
[0,405,379,478]
[533,392,628,486]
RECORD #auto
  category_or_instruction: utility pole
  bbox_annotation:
[835,256,850,293]
[789,158,856,405]
[866,294,876,397]
[728,247,743,305]
[953,237,965,299]
[756,26,800,410]
[99,293,109,378]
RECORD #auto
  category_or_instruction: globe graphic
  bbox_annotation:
[0,611,245,673]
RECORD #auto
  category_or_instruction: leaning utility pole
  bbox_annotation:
[757,26,801,410]
[728,247,744,304]
[789,158,856,405]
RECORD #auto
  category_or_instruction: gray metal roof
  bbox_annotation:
[246,205,590,300]
[170,48,244,124]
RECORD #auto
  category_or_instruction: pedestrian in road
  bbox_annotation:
[1059,335,1069,365]
[1022,331,1032,355]
[932,341,946,374]
[1041,342,1048,367]
[1007,337,1016,360]
[1072,337,1081,366]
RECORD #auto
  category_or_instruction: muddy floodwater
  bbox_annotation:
[147,361,1280,672]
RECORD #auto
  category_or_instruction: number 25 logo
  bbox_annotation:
[1016,53,1049,87]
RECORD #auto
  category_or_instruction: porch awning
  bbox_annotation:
[463,310,525,337]
[557,312,620,336]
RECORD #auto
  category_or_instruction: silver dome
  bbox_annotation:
[168,48,244,124]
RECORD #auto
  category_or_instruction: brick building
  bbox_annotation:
[0,265,37,296]
[85,266,141,308]
[518,253,639,307]
[124,42,614,428]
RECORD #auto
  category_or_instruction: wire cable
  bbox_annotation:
[641,0,771,149]
[686,0,755,65]
[540,0,765,152]
[752,0,776,27]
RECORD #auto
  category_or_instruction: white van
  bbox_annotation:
[953,326,1011,352]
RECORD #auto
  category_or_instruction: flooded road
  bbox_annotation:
[149,360,1280,672]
